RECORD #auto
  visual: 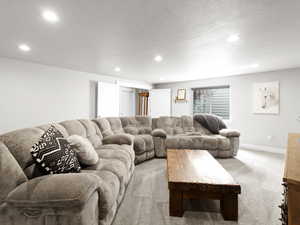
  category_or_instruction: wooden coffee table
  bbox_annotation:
[167,149,241,221]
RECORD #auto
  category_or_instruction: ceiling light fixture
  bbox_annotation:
[250,63,259,68]
[240,63,260,70]
[227,34,240,43]
[154,55,163,62]
[114,67,121,72]
[159,77,165,81]
[42,10,59,23]
[18,44,31,52]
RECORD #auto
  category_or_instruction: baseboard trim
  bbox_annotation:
[240,143,285,154]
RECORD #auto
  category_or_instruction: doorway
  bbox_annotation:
[119,87,135,117]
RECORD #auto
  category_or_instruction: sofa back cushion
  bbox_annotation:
[181,116,194,133]
[0,123,66,178]
[153,116,194,135]
[105,117,124,134]
[0,142,28,202]
[0,128,43,175]
[152,117,173,135]
[60,119,103,148]
[93,118,114,137]
[120,116,152,135]
[93,117,125,137]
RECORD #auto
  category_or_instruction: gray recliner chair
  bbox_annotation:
[151,116,240,158]
[94,116,155,164]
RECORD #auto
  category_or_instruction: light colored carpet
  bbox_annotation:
[112,149,284,225]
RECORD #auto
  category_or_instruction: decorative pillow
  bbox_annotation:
[67,135,99,166]
[30,125,81,174]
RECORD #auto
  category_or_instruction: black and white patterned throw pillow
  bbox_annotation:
[30,125,81,174]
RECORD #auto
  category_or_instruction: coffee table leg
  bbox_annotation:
[221,194,238,221]
[169,190,183,217]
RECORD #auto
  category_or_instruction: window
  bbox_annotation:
[193,86,230,120]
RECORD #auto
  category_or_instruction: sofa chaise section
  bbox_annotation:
[0,119,135,225]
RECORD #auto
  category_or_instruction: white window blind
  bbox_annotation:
[193,86,230,120]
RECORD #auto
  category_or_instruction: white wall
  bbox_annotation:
[0,57,152,134]
[155,68,300,151]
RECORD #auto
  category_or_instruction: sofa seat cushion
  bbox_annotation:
[165,134,230,151]
[94,147,133,171]
[85,157,132,203]
[6,173,103,208]
[86,157,130,187]
[97,144,134,165]
[178,131,205,136]
[133,134,154,155]
[211,135,231,150]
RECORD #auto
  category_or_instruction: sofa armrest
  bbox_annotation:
[151,129,167,138]
[5,173,102,208]
[102,134,133,146]
[219,129,240,137]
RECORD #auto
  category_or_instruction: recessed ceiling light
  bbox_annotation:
[42,10,59,23]
[159,77,165,81]
[250,63,259,68]
[154,55,163,62]
[227,34,240,43]
[240,63,260,70]
[114,67,121,72]
[18,44,31,52]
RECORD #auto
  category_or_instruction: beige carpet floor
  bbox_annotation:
[112,149,284,225]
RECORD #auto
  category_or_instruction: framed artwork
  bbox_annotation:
[253,81,280,114]
[176,88,186,100]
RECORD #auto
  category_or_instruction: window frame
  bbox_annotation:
[192,85,231,121]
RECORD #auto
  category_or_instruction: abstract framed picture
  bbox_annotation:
[253,81,280,114]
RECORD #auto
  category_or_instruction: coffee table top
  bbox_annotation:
[167,149,241,193]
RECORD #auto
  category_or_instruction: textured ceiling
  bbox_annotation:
[0,0,300,84]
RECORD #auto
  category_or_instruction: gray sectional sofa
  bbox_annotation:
[0,115,240,225]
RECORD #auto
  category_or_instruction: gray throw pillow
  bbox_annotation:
[67,135,99,166]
